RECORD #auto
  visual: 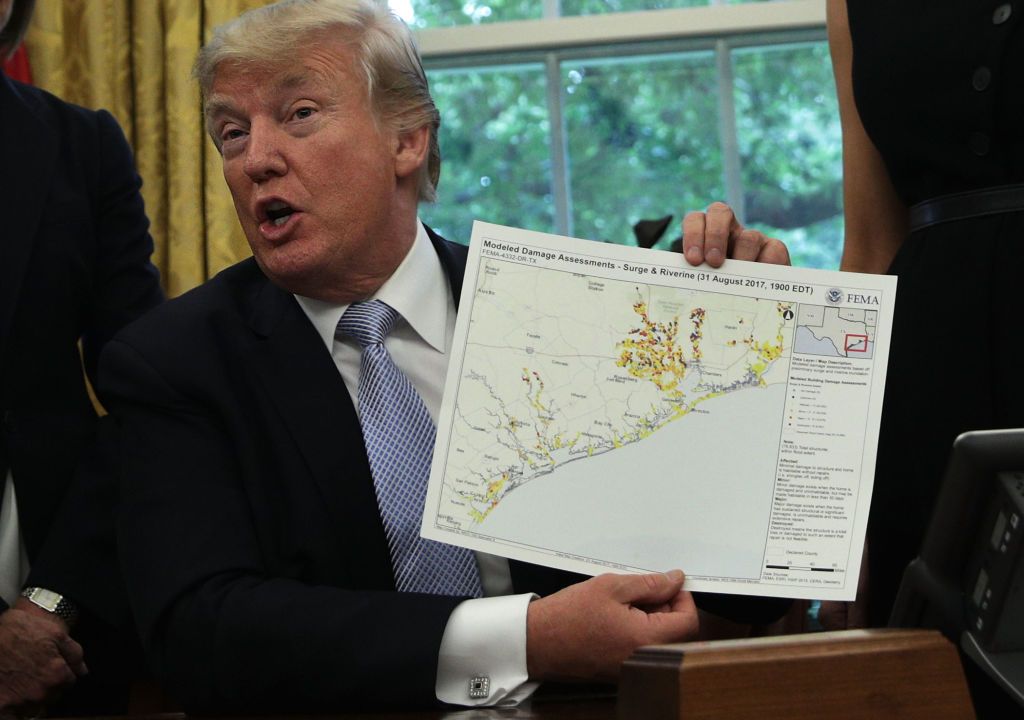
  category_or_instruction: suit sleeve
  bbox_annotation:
[79,109,163,387]
[102,337,463,714]
[25,416,130,626]
[24,107,162,643]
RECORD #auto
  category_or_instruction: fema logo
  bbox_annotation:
[826,288,844,305]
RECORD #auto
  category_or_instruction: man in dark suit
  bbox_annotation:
[0,0,164,712]
[102,0,790,713]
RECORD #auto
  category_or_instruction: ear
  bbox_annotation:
[393,124,430,180]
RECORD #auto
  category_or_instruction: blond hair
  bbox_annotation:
[194,0,440,202]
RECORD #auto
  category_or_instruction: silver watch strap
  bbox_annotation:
[20,587,79,626]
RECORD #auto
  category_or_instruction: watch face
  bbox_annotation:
[29,588,62,612]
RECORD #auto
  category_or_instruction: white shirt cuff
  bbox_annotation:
[435,593,539,706]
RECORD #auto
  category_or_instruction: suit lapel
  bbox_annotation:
[0,76,58,366]
[425,226,468,311]
[509,561,587,597]
[246,278,396,590]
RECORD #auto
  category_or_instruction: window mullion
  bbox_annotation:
[544,53,572,237]
[715,39,745,221]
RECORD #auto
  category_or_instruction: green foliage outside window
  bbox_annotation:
[561,52,724,246]
[425,65,555,242]
[407,1,843,269]
[734,43,842,269]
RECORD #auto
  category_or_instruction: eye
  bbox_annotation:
[292,106,316,121]
[220,126,247,144]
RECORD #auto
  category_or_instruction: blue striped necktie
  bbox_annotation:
[336,300,482,597]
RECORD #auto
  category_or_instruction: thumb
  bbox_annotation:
[612,569,686,605]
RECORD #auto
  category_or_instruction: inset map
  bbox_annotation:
[794,306,877,359]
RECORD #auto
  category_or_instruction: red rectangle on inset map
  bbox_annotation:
[845,334,869,353]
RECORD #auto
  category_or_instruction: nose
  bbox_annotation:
[243,119,287,183]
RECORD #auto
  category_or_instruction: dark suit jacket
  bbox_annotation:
[104,228,788,713]
[0,71,163,713]
[0,71,163,608]
[104,232,548,713]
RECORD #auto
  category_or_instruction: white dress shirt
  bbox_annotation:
[0,472,30,607]
[294,221,538,707]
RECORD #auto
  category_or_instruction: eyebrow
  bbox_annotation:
[204,96,238,123]
[277,71,312,90]
[205,70,316,122]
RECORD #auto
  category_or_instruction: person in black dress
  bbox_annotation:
[829,0,1024,629]
[828,0,1023,714]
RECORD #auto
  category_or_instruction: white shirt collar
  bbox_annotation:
[294,221,450,352]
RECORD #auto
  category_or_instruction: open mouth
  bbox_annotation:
[264,200,295,227]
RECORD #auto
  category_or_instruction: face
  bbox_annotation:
[208,36,428,302]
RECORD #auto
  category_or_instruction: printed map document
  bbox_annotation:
[422,222,897,600]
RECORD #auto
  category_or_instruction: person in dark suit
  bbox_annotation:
[102,0,790,713]
[0,0,164,712]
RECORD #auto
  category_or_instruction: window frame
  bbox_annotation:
[415,0,829,239]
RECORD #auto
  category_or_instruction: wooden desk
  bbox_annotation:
[73,631,977,720]
[619,629,976,719]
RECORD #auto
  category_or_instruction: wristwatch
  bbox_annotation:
[21,587,79,627]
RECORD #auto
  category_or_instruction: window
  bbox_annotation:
[561,50,725,246]
[426,64,556,239]
[398,1,840,268]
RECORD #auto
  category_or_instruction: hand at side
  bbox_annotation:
[0,599,87,714]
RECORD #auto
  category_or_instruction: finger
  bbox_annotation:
[56,636,88,677]
[39,654,77,691]
[646,590,700,641]
[669,587,698,616]
[729,228,791,266]
[703,202,740,268]
[635,600,673,614]
[54,655,78,686]
[757,237,791,265]
[681,211,707,266]
[730,228,768,262]
[611,569,686,605]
